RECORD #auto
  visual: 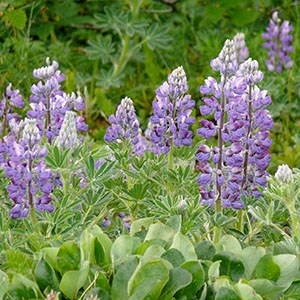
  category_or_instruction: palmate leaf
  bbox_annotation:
[143,24,172,50]
[94,7,128,32]
[86,35,115,63]
[96,68,123,88]
[94,7,146,36]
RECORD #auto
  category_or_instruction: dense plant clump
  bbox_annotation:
[0,2,299,300]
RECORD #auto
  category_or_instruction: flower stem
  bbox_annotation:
[168,141,173,169]
[30,207,39,234]
[237,209,244,232]
[241,85,253,192]
[213,199,222,243]
[287,204,300,239]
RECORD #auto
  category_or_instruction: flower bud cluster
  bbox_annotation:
[275,164,293,183]
[104,97,142,152]
[4,118,54,218]
[197,40,273,209]
[28,58,87,143]
[148,66,195,154]
[210,40,238,77]
[262,11,293,72]
[55,111,78,149]
[233,33,249,64]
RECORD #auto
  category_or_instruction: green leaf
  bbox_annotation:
[213,251,245,282]
[111,256,140,300]
[111,235,140,265]
[273,254,299,287]
[130,217,154,236]
[233,283,263,300]
[34,258,59,292]
[161,248,185,267]
[143,245,166,261]
[9,274,43,299]
[240,247,266,279]
[170,231,197,261]
[216,235,242,254]
[285,280,300,298]
[80,228,96,264]
[195,240,216,260]
[248,279,285,298]
[42,247,59,272]
[0,270,9,299]
[59,261,89,299]
[208,261,221,280]
[145,222,176,247]
[166,215,182,232]
[128,259,169,300]
[57,241,81,274]
[135,239,167,256]
[4,9,27,29]
[231,8,259,26]
[160,267,192,300]
[255,254,281,282]
[215,287,241,300]
[83,287,110,300]
[176,261,205,298]
[90,225,112,265]
[86,35,115,63]
[144,24,171,50]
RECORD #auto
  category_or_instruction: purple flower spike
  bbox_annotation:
[233,33,249,64]
[4,118,55,218]
[104,97,143,154]
[210,39,238,77]
[197,40,273,209]
[262,11,293,72]
[148,66,195,154]
[28,58,87,143]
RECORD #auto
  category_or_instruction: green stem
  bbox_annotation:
[168,142,173,169]
[62,171,70,195]
[30,207,39,234]
[112,0,142,78]
[237,210,244,232]
[90,58,99,99]
[287,205,300,239]
[213,200,222,243]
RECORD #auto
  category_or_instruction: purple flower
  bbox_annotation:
[0,83,24,139]
[28,58,87,143]
[148,66,195,153]
[233,32,249,64]
[262,11,293,72]
[104,97,141,149]
[3,118,54,218]
[197,40,273,209]
[210,39,238,76]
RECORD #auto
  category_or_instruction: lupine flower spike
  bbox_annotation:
[0,83,24,138]
[149,66,195,155]
[4,118,54,218]
[233,33,249,65]
[104,97,141,149]
[28,58,87,143]
[55,111,78,149]
[262,11,293,72]
[197,39,273,210]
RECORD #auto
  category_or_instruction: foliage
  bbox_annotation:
[0,1,300,299]
[2,218,300,299]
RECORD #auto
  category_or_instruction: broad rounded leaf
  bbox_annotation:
[128,260,169,300]
[57,241,81,274]
[59,261,89,299]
